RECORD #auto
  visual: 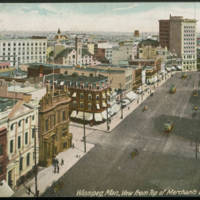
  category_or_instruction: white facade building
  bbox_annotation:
[0,99,39,189]
[0,37,47,68]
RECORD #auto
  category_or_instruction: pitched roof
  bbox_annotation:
[55,48,74,59]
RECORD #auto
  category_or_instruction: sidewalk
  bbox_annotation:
[13,141,94,197]
[70,71,175,133]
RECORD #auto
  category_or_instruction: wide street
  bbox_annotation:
[43,72,200,197]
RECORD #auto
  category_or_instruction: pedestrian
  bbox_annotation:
[61,159,64,166]
[57,165,60,173]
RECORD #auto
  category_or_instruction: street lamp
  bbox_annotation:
[83,93,86,153]
[119,83,123,119]
[106,91,110,131]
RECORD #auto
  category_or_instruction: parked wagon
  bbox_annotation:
[164,121,174,133]
[193,90,198,96]
[169,85,176,94]
[193,106,198,111]
[143,105,148,112]
[182,73,187,79]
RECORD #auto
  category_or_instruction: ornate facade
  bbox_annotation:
[39,85,72,167]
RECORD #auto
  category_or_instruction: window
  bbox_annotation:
[45,119,48,131]
[58,111,61,122]
[10,140,13,153]
[80,93,84,99]
[0,144,3,155]
[32,129,35,139]
[18,120,22,127]
[18,136,21,149]
[88,103,92,110]
[62,111,66,121]
[19,157,23,171]
[32,115,35,121]
[96,95,100,100]
[63,142,67,148]
[26,153,30,166]
[25,132,28,145]
[26,117,29,124]
[88,94,92,100]
[10,123,15,131]
[80,102,84,109]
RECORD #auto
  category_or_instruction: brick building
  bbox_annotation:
[44,73,111,125]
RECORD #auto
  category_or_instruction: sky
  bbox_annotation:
[0,2,200,33]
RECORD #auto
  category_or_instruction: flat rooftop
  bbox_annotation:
[0,97,17,112]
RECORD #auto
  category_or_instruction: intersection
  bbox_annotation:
[43,72,200,197]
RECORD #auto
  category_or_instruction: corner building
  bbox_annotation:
[159,15,197,71]
[38,85,72,167]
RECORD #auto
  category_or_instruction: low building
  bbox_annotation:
[44,73,111,125]
[38,85,72,167]
[54,47,96,66]
[144,66,158,85]
[132,67,142,91]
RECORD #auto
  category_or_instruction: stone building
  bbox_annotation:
[38,85,72,167]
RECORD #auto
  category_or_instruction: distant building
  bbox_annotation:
[54,28,68,43]
[0,37,47,68]
[159,15,197,71]
[134,30,140,38]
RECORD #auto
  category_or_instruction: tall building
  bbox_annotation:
[0,37,47,68]
[159,15,197,71]
[75,36,82,66]
[159,20,170,49]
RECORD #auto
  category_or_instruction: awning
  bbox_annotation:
[96,104,100,109]
[72,92,76,97]
[85,112,93,121]
[94,113,103,122]
[126,91,138,101]
[0,180,14,197]
[112,104,120,114]
[76,111,84,120]
[102,102,107,107]
[70,111,77,118]
[101,110,110,120]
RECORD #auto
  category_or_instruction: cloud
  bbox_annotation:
[0,3,199,33]
[112,3,139,11]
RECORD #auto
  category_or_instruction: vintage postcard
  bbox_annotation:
[0,1,199,197]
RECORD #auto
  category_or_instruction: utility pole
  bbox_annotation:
[120,83,123,119]
[83,96,86,153]
[33,127,39,197]
[106,90,110,131]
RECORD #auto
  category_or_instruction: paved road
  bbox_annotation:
[43,72,200,197]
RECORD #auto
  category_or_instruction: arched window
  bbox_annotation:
[18,120,22,127]
[10,123,15,131]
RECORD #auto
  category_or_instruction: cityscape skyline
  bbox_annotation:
[0,2,199,32]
